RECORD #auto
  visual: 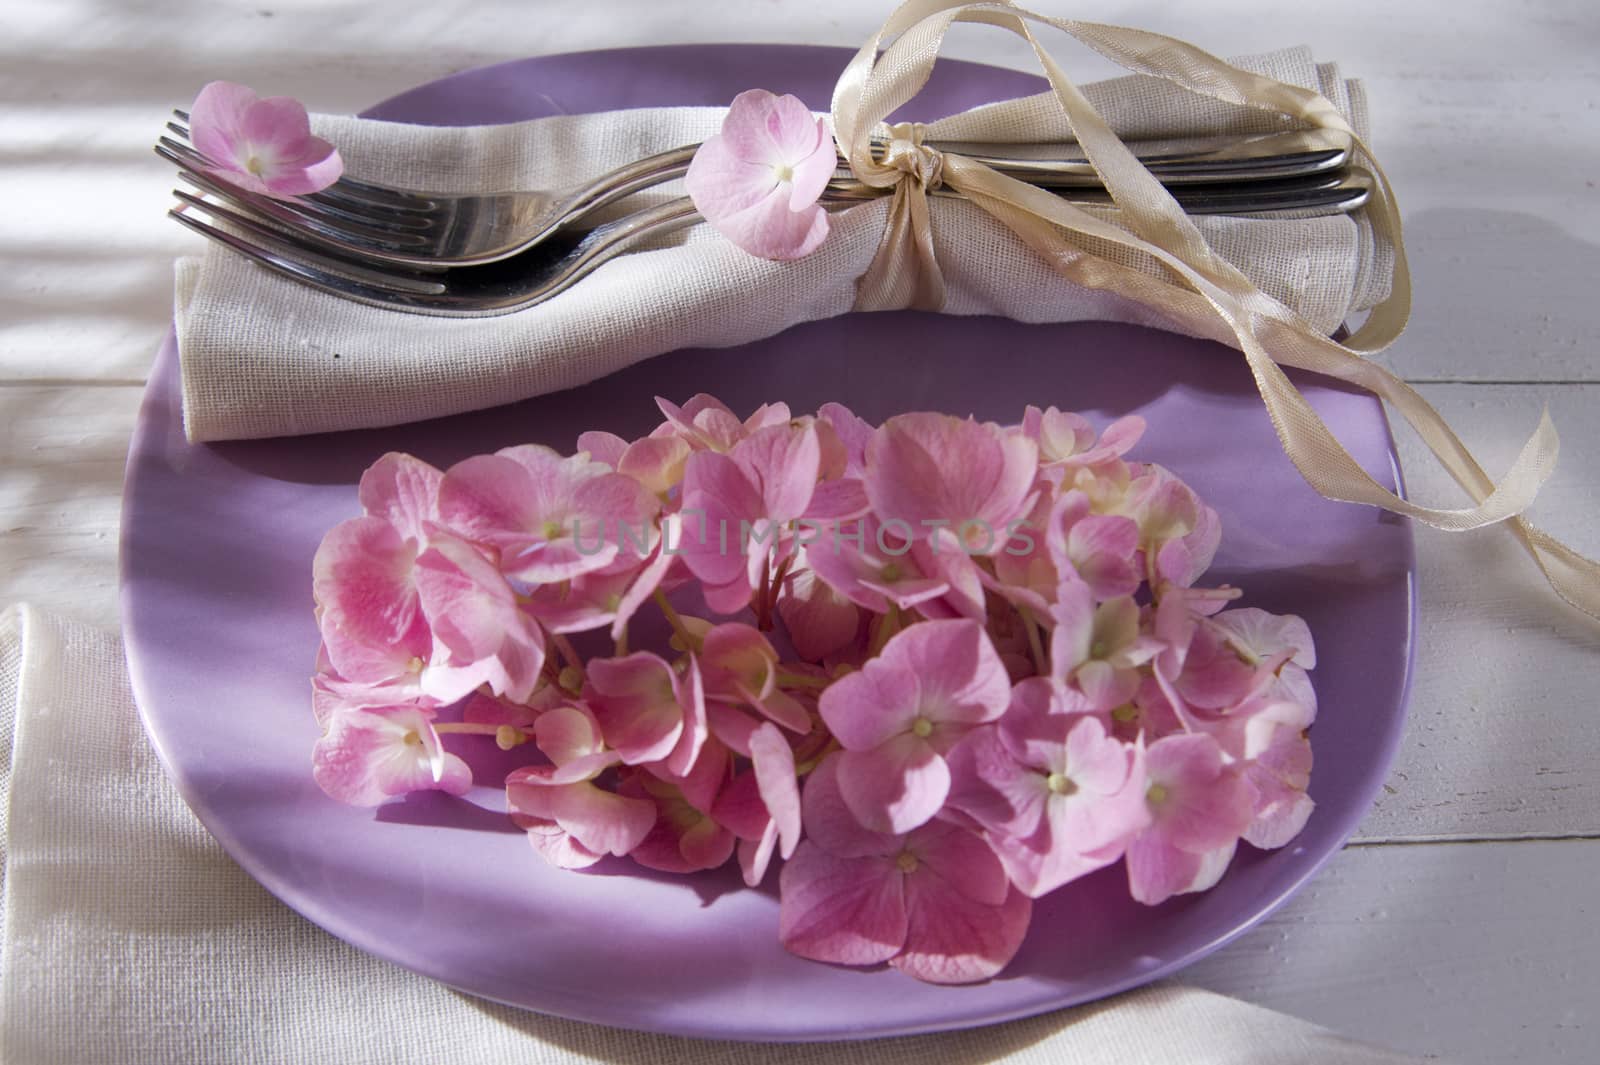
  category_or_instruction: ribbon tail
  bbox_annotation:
[1519,523,1600,619]
[854,180,946,312]
[833,0,1600,620]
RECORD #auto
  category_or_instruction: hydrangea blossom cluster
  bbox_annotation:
[310,395,1318,984]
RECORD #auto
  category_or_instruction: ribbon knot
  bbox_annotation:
[880,122,944,190]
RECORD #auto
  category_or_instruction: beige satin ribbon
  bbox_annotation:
[831,0,1600,619]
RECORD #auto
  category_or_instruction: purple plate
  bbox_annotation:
[122,46,1416,1041]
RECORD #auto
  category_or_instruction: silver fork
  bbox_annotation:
[161,110,1351,268]
[169,168,1373,318]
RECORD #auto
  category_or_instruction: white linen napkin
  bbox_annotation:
[174,47,1392,443]
[0,603,1436,1064]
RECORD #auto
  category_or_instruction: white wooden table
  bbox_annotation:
[3,1,1597,1060]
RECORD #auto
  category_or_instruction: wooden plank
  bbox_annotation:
[1357,382,1600,841]
[1188,838,1600,1064]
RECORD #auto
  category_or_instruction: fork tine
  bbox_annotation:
[170,196,451,305]
[170,107,441,215]
[156,135,435,235]
[155,143,461,272]
[171,191,447,294]
[165,161,439,260]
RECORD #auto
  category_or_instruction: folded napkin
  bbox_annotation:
[0,604,1438,1064]
[174,47,1390,443]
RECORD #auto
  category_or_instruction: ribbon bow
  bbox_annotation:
[830,0,1600,619]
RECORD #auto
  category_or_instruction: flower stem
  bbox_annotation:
[653,588,700,651]
[433,722,510,736]
[868,603,902,656]
[775,670,829,690]
[551,632,585,678]
[1020,605,1049,677]
[756,552,773,631]
[767,553,795,620]
[795,738,840,777]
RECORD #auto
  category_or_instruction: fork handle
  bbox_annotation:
[563,126,1352,226]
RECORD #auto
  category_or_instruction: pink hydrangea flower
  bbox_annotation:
[309,396,1323,985]
[684,89,836,260]
[678,422,821,613]
[946,679,1149,896]
[412,530,546,705]
[1045,490,1143,601]
[312,704,471,806]
[584,651,707,773]
[1022,407,1145,469]
[802,514,949,615]
[438,444,659,584]
[1123,465,1222,588]
[312,515,432,695]
[521,566,636,634]
[1051,582,1163,711]
[818,619,1010,833]
[864,413,1039,556]
[655,394,792,454]
[188,81,343,197]
[621,771,738,874]
[1125,732,1256,905]
[778,755,1032,984]
[1206,608,1318,711]
[311,455,447,695]
[1222,697,1316,849]
[506,704,656,870]
[695,622,811,734]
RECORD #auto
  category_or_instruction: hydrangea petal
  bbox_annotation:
[1125,828,1202,905]
[891,876,1032,985]
[585,652,685,765]
[944,724,1048,841]
[547,780,656,858]
[778,844,907,966]
[817,653,919,751]
[799,754,899,859]
[777,566,862,662]
[835,734,949,835]
[358,453,443,544]
[991,827,1115,897]
[516,816,606,870]
[576,430,629,470]
[749,722,802,859]
[189,81,257,163]
[312,516,421,651]
[908,820,1010,907]
[732,422,820,521]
